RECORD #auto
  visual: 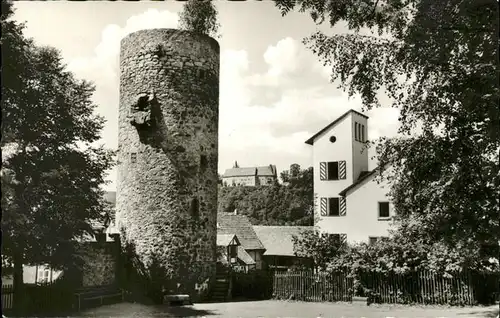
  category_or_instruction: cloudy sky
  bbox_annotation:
[13,1,400,191]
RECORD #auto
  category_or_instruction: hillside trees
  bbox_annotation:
[274,0,500,261]
[218,164,314,226]
[1,0,114,310]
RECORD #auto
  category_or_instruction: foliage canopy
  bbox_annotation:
[274,0,499,259]
[178,0,220,38]
[1,0,115,282]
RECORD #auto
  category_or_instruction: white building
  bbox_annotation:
[305,109,395,245]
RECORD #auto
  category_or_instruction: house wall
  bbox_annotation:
[247,250,263,270]
[263,256,314,271]
[312,114,355,224]
[257,176,275,186]
[312,111,393,243]
[223,176,256,186]
[318,171,394,244]
[351,113,369,181]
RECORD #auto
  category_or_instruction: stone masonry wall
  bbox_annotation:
[79,241,118,287]
[116,29,219,300]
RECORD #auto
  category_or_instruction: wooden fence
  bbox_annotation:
[2,284,14,312]
[1,281,79,315]
[272,270,499,305]
[273,271,353,302]
[365,270,499,305]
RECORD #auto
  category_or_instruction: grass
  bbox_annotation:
[76,300,500,318]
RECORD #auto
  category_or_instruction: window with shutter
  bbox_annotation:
[327,162,339,180]
[321,161,346,181]
[354,122,358,141]
[361,125,365,142]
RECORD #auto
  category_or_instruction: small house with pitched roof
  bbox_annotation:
[217,211,266,271]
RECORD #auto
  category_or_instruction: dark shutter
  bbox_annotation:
[319,162,327,180]
[340,234,347,245]
[320,198,328,216]
[339,197,346,216]
[339,161,347,179]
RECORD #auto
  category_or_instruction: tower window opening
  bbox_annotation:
[191,197,199,219]
[200,155,208,170]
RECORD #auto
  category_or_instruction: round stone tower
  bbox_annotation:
[116,29,219,300]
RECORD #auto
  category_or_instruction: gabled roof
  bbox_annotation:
[253,226,314,256]
[339,164,390,196]
[338,169,377,196]
[305,109,369,145]
[217,233,241,247]
[256,165,277,177]
[216,245,256,265]
[237,246,256,265]
[223,167,256,177]
[217,212,266,250]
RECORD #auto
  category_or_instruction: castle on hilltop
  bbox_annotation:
[221,161,277,187]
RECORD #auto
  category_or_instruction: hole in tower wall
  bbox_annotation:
[136,95,149,111]
[190,197,199,220]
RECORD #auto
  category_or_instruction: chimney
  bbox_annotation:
[234,209,238,215]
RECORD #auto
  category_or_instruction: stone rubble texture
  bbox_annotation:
[116,29,219,300]
[80,242,118,287]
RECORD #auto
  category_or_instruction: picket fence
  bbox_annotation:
[273,271,353,302]
[273,270,499,305]
[1,281,75,315]
[2,284,14,311]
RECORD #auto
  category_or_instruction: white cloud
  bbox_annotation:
[64,8,399,190]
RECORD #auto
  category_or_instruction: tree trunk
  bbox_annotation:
[12,250,25,315]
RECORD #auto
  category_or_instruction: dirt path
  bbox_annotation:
[79,300,499,318]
